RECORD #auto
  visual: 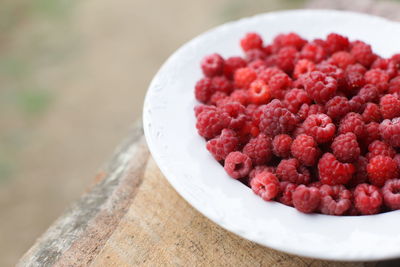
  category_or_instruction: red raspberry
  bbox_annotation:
[292,125,305,138]
[345,63,366,91]
[291,134,320,166]
[293,59,315,79]
[380,117,400,147]
[245,49,266,63]
[243,134,273,165]
[272,134,292,158]
[367,155,399,187]
[195,77,213,103]
[366,140,396,160]
[362,103,381,123]
[292,185,321,213]
[326,96,351,121]
[276,158,311,184]
[338,112,366,139]
[276,46,298,73]
[371,58,398,79]
[240,32,263,52]
[300,42,327,63]
[348,156,368,188]
[319,184,352,215]
[350,84,379,112]
[329,51,355,69]
[318,153,355,185]
[201,53,224,77]
[206,129,239,161]
[283,88,311,113]
[211,76,232,94]
[249,165,276,180]
[224,151,252,179]
[315,63,346,88]
[394,154,400,170]
[363,122,381,146]
[331,133,360,163]
[234,67,257,89]
[326,33,350,53]
[277,182,297,206]
[248,59,267,73]
[380,94,400,119]
[265,54,277,67]
[382,179,400,210]
[194,104,216,118]
[259,99,298,136]
[196,109,230,139]
[388,76,400,95]
[268,72,292,99]
[298,103,325,121]
[223,56,247,78]
[364,69,389,93]
[258,67,284,84]
[248,80,271,105]
[230,89,249,105]
[350,40,376,68]
[211,91,228,106]
[354,183,382,215]
[303,113,336,143]
[219,102,246,130]
[250,171,280,201]
[273,32,306,51]
[303,71,337,104]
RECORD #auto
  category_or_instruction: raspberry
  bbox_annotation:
[291,134,320,166]
[264,54,277,67]
[298,103,325,121]
[329,51,355,69]
[345,63,366,91]
[248,80,271,105]
[388,76,400,95]
[354,183,382,215]
[223,56,247,78]
[380,117,400,147]
[371,58,398,79]
[394,154,400,170]
[196,109,230,139]
[219,102,247,130]
[366,140,396,160]
[283,88,311,113]
[240,32,263,52]
[234,67,257,89]
[326,33,350,53]
[292,125,306,137]
[350,40,376,68]
[201,53,224,77]
[319,184,352,215]
[224,151,252,179]
[210,91,228,106]
[194,104,216,117]
[350,84,379,112]
[292,185,321,213]
[331,133,360,163]
[245,49,267,62]
[206,129,239,161]
[272,134,292,158]
[249,165,276,180]
[318,153,355,185]
[315,63,346,88]
[363,122,381,146]
[362,103,381,123]
[364,69,389,93]
[273,32,306,51]
[248,59,267,73]
[303,113,336,143]
[250,171,280,201]
[276,158,311,184]
[382,179,400,210]
[258,67,284,84]
[259,99,298,136]
[300,42,327,63]
[326,96,351,121]
[243,134,273,165]
[277,182,297,206]
[380,94,400,119]
[367,155,399,187]
[293,59,315,79]
[348,156,368,188]
[195,77,213,103]
[268,72,292,99]
[303,71,337,104]
[230,89,249,105]
[276,46,298,73]
[211,76,232,94]
[338,112,366,139]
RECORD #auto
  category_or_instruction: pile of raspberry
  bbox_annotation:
[195,32,400,216]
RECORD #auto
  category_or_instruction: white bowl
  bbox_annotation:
[143,10,400,261]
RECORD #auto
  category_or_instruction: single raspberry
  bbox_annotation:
[276,46,298,73]
[234,67,257,89]
[348,156,368,188]
[230,89,249,105]
[371,58,398,79]
[250,171,280,201]
[354,183,382,215]
[382,179,400,210]
[272,32,306,51]
[364,69,389,93]
[224,151,252,179]
[388,76,400,95]
[331,133,360,163]
[276,158,311,184]
[249,165,276,180]
[380,94,400,119]
[315,62,346,88]
[223,56,247,78]
[292,185,321,213]
[326,96,351,121]
[293,59,315,79]
[196,109,230,139]
[259,99,298,136]
[362,103,381,123]
[326,33,350,53]
[283,88,311,113]
[268,72,292,99]
[329,51,355,69]
[206,129,239,161]
[245,49,267,62]
[350,40,376,68]
[201,53,224,77]
[303,71,337,104]
[298,103,325,121]
[218,102,247,130]
[277,181,297,206]
[366,140,396,160]
[319,184,352,215]
[300,42,327,63]
[258,67,284,84]
[318,153,355,185]
[338,112,366,139]
[367,155,399,187]
[248,80,271,105]
[345,63,366,91]
[380,117,400,147]
[350,84,379,113]
[195,77,213,103]
[303,113,336,143]
[363,122,381,146]
[248,59,267,73]
[243,134,273,165]
[210,91,228,106]
[240,32,263,52]
[211,76,232,94]
[291,134,320,166]
[194,104,216,118]
[272,134,292,158]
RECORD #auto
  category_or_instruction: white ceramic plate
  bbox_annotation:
[143,10,400,261]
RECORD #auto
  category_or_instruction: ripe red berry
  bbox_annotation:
[326,33,350,53]
[380,94,400,120]
[273,32,306,51]
[259,99,298,136]
[388,76,400,95]
[291,134,320,166]
[195,77,213,103]
[363,122,381,146]
[298,103,325,121]
[338,112,366,139]
[196,109,230,139]
[240,32,263,52]
[367,155,399,187]
[276,158,311,184]
[277,182,297,206]
[362,103,381,123]
[292,185,321,213]
[234,67,257,89]
[354,183,382,215]
[366,140,396,160]
[326,96,351,121]
[268,72,292,99]
[319,184,352,215]
[223,56,247,78]
[364,69,389,93]
[303,113,336,143]
[300,41,327,63]
[276,46,298,73]
[272,134,292,158]
[331,133,360,163]
[219,102,247,130]
[318,153,355,185]
[303,71,337,104]
[293,59,315,79]
[206,129,239,161]
[248,80,271,105]
[250,171,280,201]
[243,134,273,165]
[382,179,400,210]
[211,76,232,94]
[224,151,252,179]
[350,40,376,68]
[380,117,400,147]
[201,53,224,77]
[329,51,355,69]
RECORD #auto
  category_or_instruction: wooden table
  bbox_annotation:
[18,1,400,266]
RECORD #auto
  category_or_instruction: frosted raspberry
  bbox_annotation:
[276,46,298,73]
[380,94,400,119]
[382,179,400,210]
[291,134,320,166]
[303,71,337,104]
[326,33,350,53]
[367,155,399,187]
[196,109,230,139]
[224,151,252,179]
[326,96,351,121]
[223,56,247,78]
[194,104,216,118]
[362,103,381,123]
[201,53,224,77]
[276,158,311,184]
[318,153,355,185]
[195,77,213,103]
[345,63,366,91]
[338,112,366,139]
[206,129,239,161]
[350,84,379,113]
[243,134,273,165]
[249,165,276,180]
[331,133,360,163]
[234,67,257,89]
[272,32,306,51]
[319,184,352,215]
[245,49,267,62]
[363,122,381,146]
[380,117,400,147]
[248,80,271,105]
[268,72,292,99]
[350,40,376,68]
[277,182,297,206]
[283,88,311,113]
[329,51,355,69]
[303,113,336,143]
[300,42,327,63]
[259,99,298,136]
[388,76,400,95]
[292,185,321,213]
[250,171,280,201]
[272,134,292,158]
[348,156,368,188]
[367,140,396,160]
[364,69,389,93]
[293,59,315,79]
[240,32,263,52]
[219,102,247,130]
[298,103,325,121]
[354,183,382,215]
[230,89,249,105]
[248,59,267,73]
